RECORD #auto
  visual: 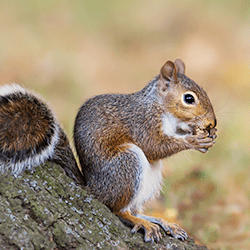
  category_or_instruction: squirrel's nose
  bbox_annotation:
[208,117,217,128]
[205,117,217,132]
[212,118,217,128]
[206,118,217,139]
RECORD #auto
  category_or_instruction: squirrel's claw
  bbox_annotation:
[131,223,141,234]
[158,221,188,241]
[131,221,162,243]
[118,211,162,243]
[134,214,188,242]
[169,223,188,241]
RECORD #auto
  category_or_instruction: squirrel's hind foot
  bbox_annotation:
[116,211,162,243]
[164,222,188,241]
[116,210,188,243]
[135,213,188,241]
[131,220,162,243]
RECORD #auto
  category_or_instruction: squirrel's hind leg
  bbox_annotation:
[135,213,188,241]
[111,144,165,243]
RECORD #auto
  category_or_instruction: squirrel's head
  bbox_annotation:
[157,59,217,138]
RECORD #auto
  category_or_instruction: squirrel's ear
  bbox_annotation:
[174,58,185,74]
[160,61,177,83]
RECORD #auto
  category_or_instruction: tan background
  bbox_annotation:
[1,1,250,249]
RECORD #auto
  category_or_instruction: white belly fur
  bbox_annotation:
[121,143,163,213]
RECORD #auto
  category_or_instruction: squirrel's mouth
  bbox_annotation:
[175,122,217,154]
[176,122,218,139]
[195,126,217,140]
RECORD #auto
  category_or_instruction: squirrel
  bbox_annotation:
[0,58,217,244]
[0,83,85,186]
[73,58,217,243]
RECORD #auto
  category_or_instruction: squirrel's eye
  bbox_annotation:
[183,93,195,105]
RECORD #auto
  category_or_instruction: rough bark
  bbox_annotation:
[0,162,209,250]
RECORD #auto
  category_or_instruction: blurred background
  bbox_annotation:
[0,0,249,249]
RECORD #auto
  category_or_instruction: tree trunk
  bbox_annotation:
[0,162,209,250]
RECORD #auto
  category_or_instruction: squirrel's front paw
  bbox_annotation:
[208,127,217,140]
[186,131,216,153]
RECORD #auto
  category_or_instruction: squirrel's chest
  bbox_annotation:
[122,144,163,212]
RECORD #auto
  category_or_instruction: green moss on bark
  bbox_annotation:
[0,162,209,250]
